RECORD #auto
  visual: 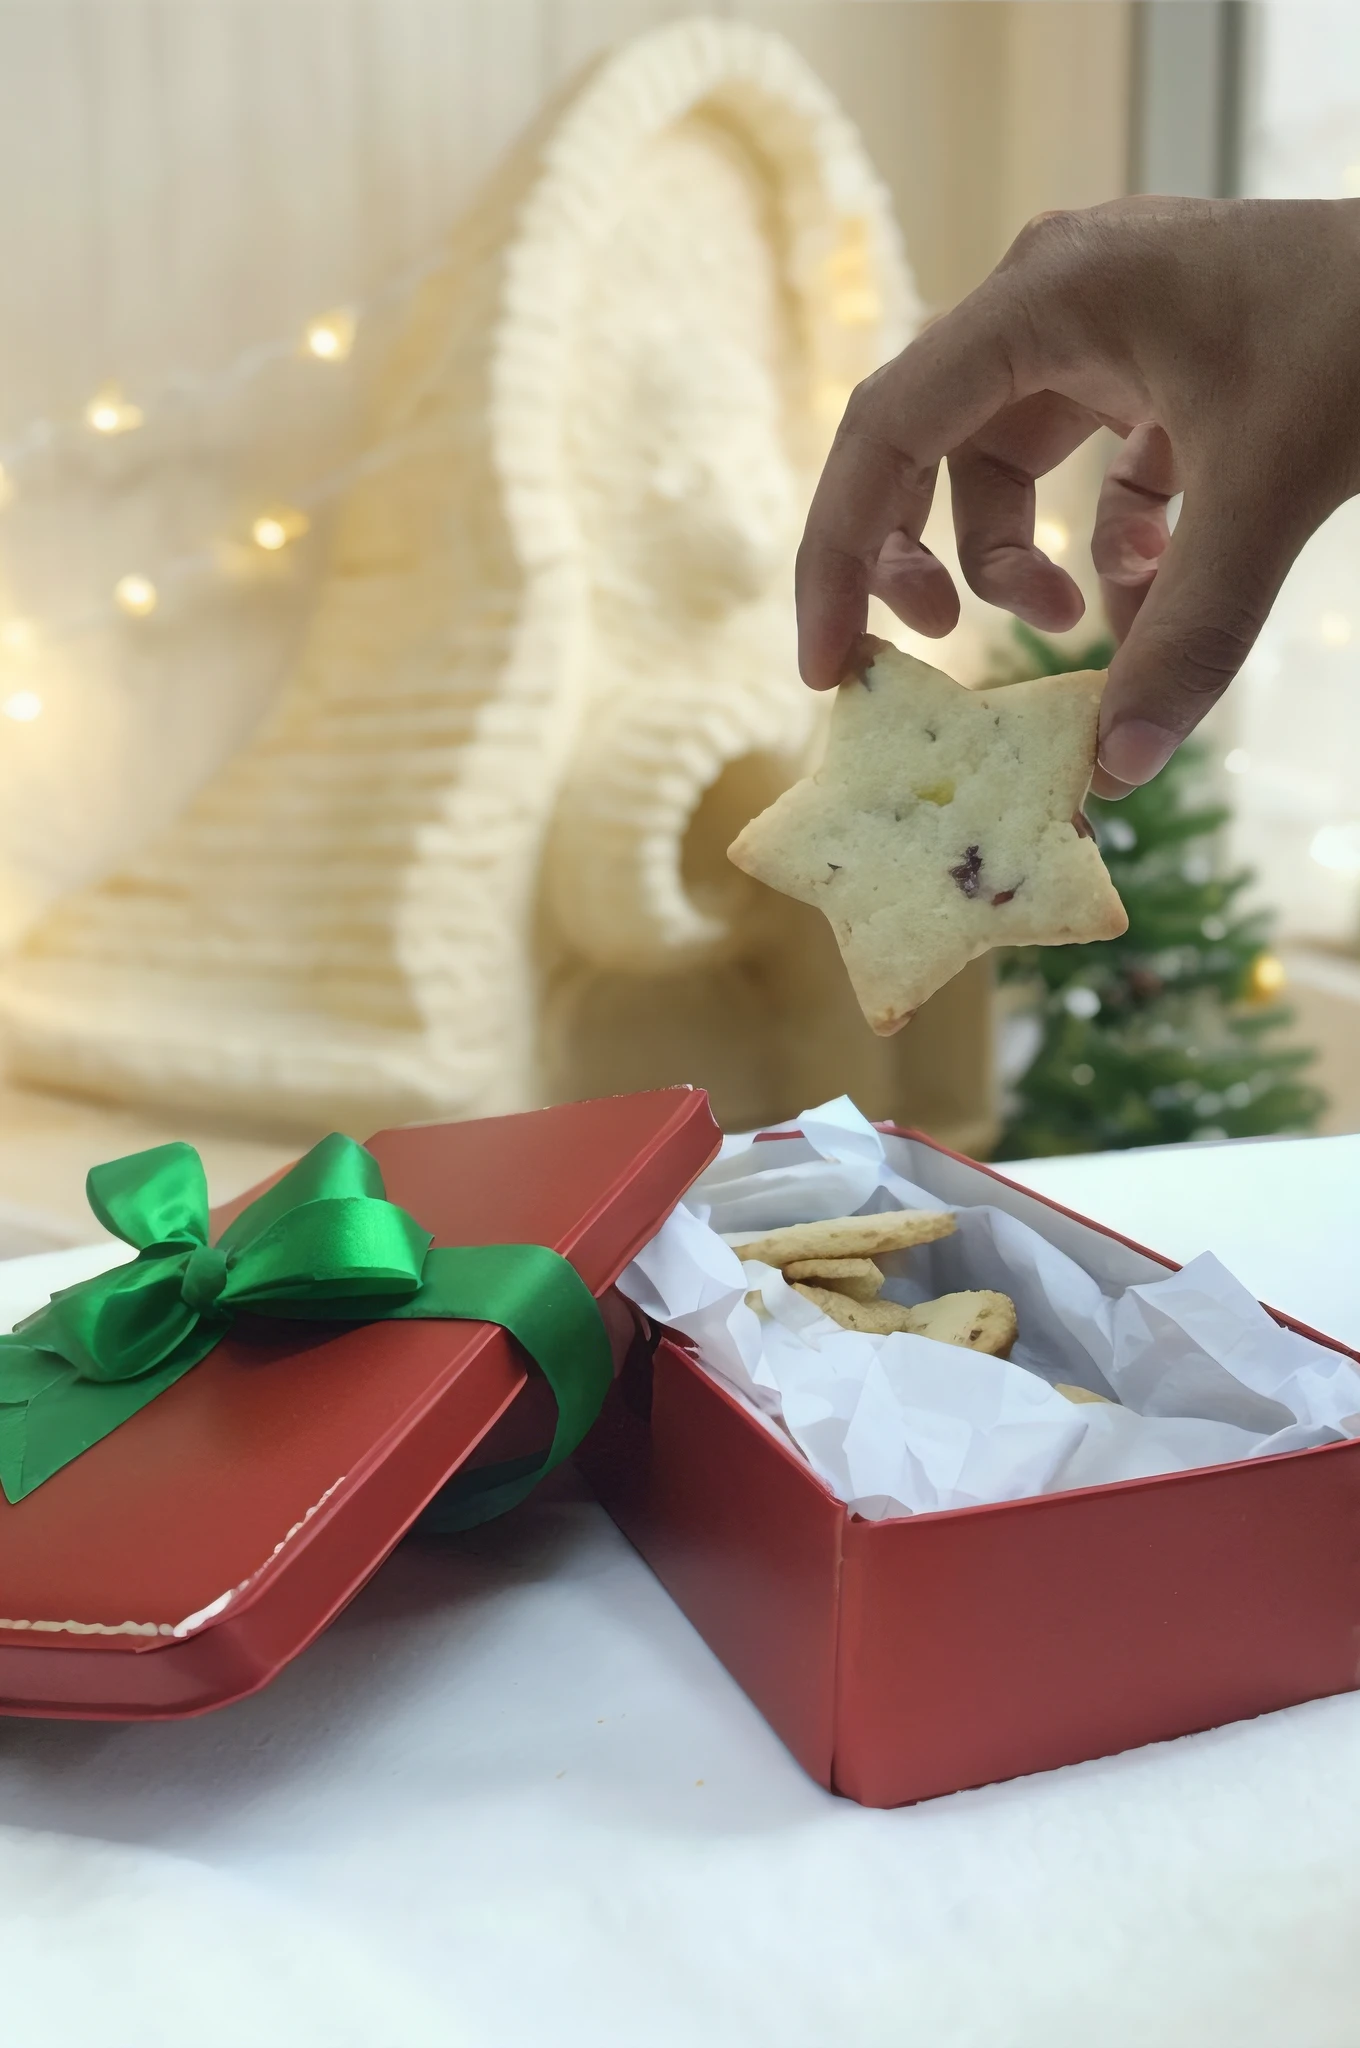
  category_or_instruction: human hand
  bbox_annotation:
[795,197,1360,794]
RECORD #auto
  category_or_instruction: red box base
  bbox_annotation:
[582,1338,1360,1807]
[579,1131,1360,1807]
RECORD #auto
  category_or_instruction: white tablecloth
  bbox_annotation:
[3,1135,1360,2048]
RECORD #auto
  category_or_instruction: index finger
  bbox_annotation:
[795,285,1022,688]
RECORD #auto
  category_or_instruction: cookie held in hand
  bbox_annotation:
[727,637,1128,1034]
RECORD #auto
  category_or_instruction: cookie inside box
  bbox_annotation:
[618,1099,1360,1519]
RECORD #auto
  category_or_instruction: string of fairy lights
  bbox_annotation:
[0,248,448,726]
[2,239,1356,901]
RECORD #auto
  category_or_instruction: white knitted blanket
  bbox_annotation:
[3,1137,1359,2048]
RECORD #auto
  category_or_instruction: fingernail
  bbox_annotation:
[1097,719,1177,788]
[1104,552,1160,588]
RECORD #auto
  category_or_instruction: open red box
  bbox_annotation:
[580,1123,1360,1808]
[3,1089,1359,1812]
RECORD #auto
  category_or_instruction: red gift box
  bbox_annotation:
[579,1126,1360,1808]
[5,1091,1360,1815]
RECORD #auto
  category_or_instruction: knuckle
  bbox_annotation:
[836,364,894,438]
[1169,609,1263,694]
[1006,208,1084,267]
[956,540,1010,592]
[831,410,931,508]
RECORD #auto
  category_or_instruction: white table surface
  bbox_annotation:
[3,1134,1360,2048]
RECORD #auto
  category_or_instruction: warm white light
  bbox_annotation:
[1034,517,1069,559]
[1248,953,1287,999]
[829,283,882,328]
[0,617,35,656]
[3,689,42,722]
[304,309,356,362]
[85,385,143,436]
[1309,821,1360,874]
[1343,162,1360,197]
[251,505,310,551]
[1224,748,1250,775]
[114,573,157,617]
[1319,611,1353,649]
[0,462,11,508]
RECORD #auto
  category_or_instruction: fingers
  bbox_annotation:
[795,287,1021,687]
[868,523,960,639]
[948,392,1097,630]
[794,427,938,688]
[1091,422,1178,644]
[1095,470,1304,794]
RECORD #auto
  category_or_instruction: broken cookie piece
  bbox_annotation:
[902,1289,1018,1356]
[730,1207,956,1266]
[790,1284,920,1335]
[782,1255,885,1302]
[791,1283,1017,1357]
[727,638,1128,1034]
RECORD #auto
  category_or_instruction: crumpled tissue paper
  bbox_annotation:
[618,1098,1360,1517]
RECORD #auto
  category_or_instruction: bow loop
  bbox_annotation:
[218,1133,386,1254]
[221,1196,431,1312]
[16,1255,203,1384]
[86,1142,211,1252]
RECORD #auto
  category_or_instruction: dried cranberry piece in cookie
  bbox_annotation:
[728,642,1127,1034]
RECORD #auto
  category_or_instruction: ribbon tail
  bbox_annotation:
[416,1453,550,1535]
[0,1329,222,1504]
[387,1244,614,1536]
[0,1342,63,1504]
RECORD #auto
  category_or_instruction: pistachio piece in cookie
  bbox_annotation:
[727,638,1127,1034]
[900,1289,1018,1357]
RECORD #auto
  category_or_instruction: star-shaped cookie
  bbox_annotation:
[728,637,1128,1034]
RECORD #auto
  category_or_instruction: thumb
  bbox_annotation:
[1095,479,1302,794]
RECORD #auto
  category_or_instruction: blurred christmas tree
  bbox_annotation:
[991,625,1326,1159]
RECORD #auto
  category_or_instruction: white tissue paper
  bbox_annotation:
[617,1098,1360,1519]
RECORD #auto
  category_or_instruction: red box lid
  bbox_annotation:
[0,1088,720,1720]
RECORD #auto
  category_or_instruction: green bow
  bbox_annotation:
[0,1132,613,1519]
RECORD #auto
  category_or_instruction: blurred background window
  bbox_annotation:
[1228,4,1360,953]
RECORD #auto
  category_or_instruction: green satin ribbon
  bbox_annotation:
[0,1132,613,1519]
